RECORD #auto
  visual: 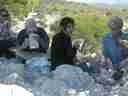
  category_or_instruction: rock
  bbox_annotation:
[0,83,33,96]
[24,56,50,83]
[120,58,128,71]
[33,76,50,87]
[36,79,69,96]
[25,56,50,74]
[53,65,95,90]
[0,58,24,79]
[118,87,128,96]
[63,84,108,96]
[89,84,109,96]
[64,89,79,96]
[94,68,115,86]
[1,56,128,96]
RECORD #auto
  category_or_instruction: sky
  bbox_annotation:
[66,0,128,4]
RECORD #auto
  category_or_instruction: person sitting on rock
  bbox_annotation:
[51,17,78,71]
[17,18,50,83]
[0,8,16,58]
[17,18,49,54]
[102,16,128,81]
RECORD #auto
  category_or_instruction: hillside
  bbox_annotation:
[2,0,128,52]
[36,0,128,52]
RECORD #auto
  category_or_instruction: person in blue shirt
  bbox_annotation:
[103,16,125,65]
[102,16,128,80]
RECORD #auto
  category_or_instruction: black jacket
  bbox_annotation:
[17,27,49,53]
[51,32,77,65]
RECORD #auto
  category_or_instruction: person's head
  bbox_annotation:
[0,8,10,33]
[0,8,10,23]
[59,17,75,36]
[108,16,123,37]
[25,18,37,33]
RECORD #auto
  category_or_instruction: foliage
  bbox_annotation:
[47,3,110,51]
[73,15,110,49]
[0,1,127,52]
[0,0,40,18]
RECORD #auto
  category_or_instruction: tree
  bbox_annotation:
[0,0,40,18]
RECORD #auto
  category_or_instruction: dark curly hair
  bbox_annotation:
[60,17,75,27]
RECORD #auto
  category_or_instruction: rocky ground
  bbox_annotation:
[0,54,128,96]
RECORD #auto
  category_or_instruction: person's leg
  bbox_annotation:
[1,38,16,59]
[0,38,16,48]
[0,49,4,57]
[4,49,16,59]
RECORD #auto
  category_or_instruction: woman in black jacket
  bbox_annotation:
[17,19,49,53]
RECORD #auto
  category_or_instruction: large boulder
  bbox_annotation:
[53,65,95,90]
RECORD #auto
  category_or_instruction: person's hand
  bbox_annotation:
[73,43,79,50]
[20,38,29,49]
[106,58,112,65]
[120,40,128,48]
[73,57,78,64]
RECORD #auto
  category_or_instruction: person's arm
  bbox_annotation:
[103,49,112,64]
[51,35,57,61]
[64,37,77,61]
[51,34,65,64]
[17,30,28,46]
[102,39,112,64]
[36,28,49,51]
